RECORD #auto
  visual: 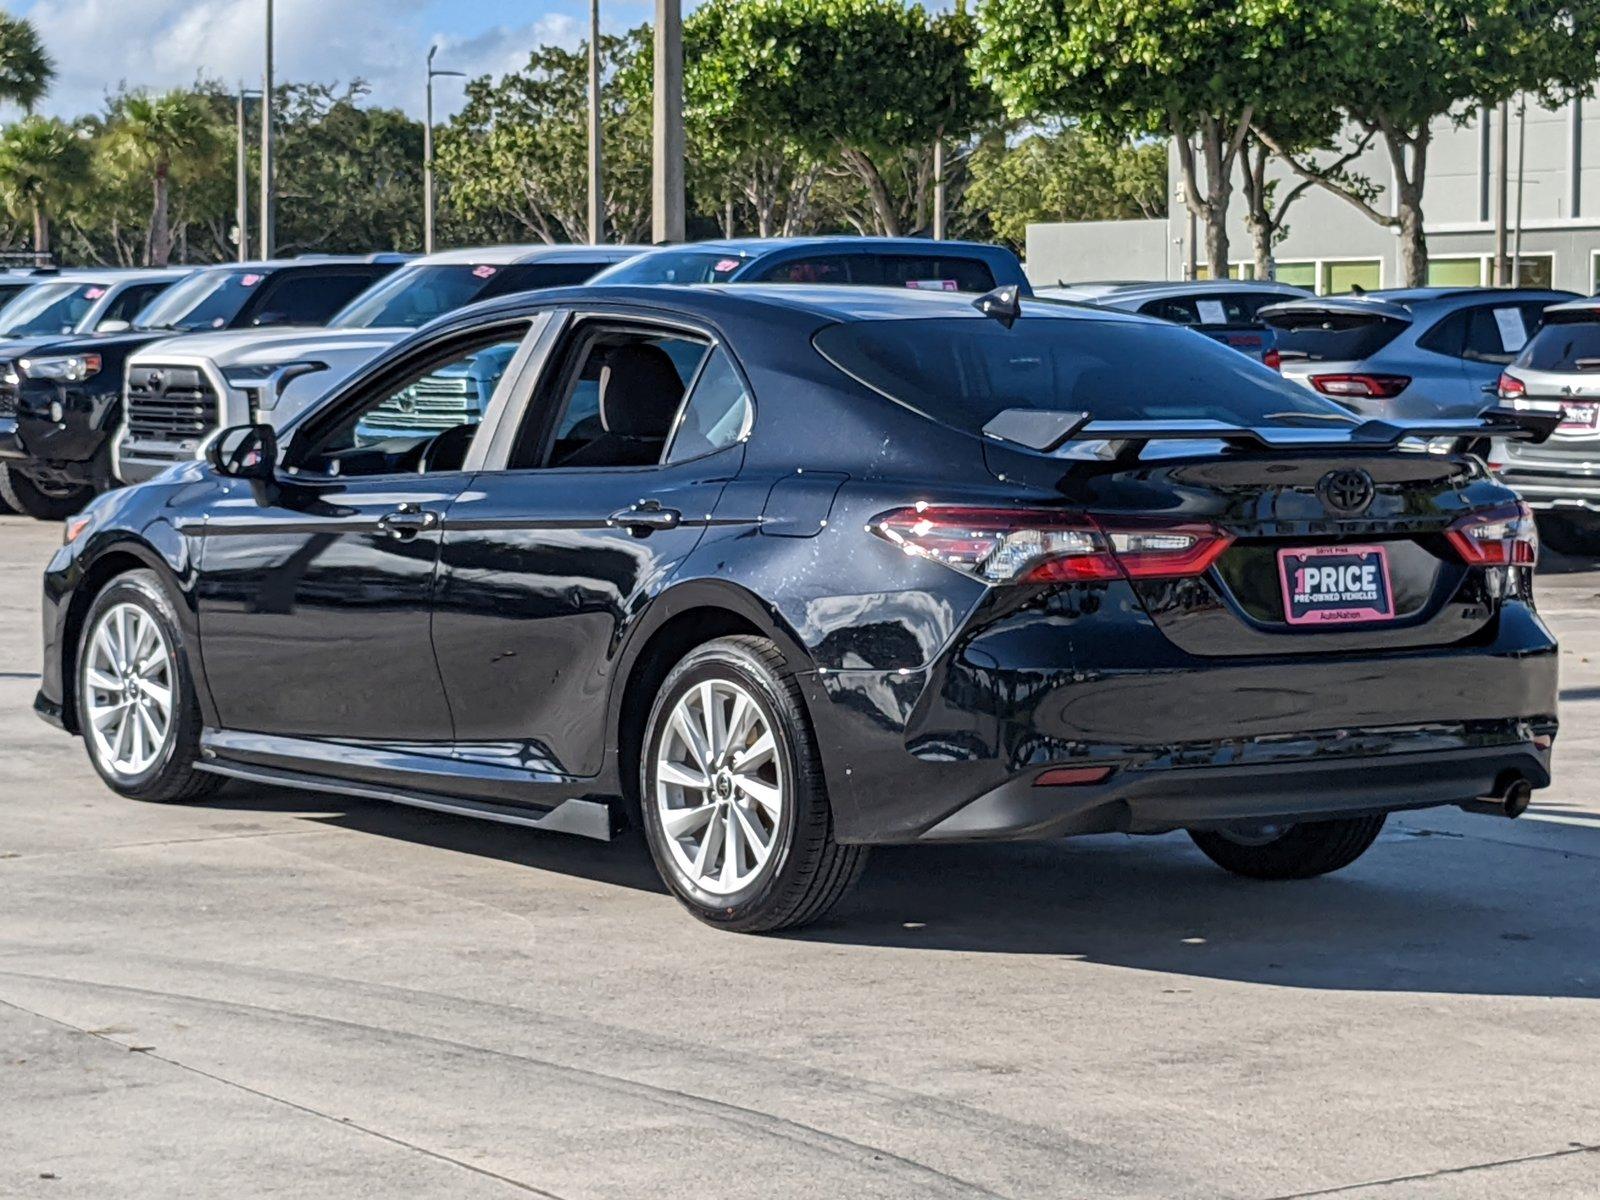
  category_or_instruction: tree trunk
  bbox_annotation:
[1250,220,1274,281]
[148,163,172,267]
[842,147,901,237]
[1397,196,1428,287]
[31,200,48,256]
[1173,109,1251,282]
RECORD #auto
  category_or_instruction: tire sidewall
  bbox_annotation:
[640,642,804,923]
[78,570,200,797]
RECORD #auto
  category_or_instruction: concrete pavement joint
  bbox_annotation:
[0,995,571,1199]
[1262,1141,1600,1198]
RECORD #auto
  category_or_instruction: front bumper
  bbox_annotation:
[803,592,1559,844]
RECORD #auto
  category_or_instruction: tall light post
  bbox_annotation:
[424,45,466,255]
[261,0,275,259]
[587,0,603,245]
[651,0,685,243]
[235,87,260,262]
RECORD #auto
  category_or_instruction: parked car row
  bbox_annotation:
[27,234,1566,930]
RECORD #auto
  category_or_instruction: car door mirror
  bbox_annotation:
[207,423,279,481]
[95,318,131,333]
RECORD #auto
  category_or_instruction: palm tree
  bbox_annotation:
[0,116,88,254]
[0,13,53,113]
[104,90,222,266]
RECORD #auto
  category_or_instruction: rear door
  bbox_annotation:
[432,309,752,780]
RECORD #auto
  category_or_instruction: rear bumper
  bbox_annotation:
[805,594,1559,844]
[1499,466,1600,511]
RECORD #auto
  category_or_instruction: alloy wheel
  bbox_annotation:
[654,678,784,896]
[83,602,175,778]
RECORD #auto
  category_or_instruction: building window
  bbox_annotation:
[1275,261,1317,290]
[1513,255,1554,288]
[1322,260,1383,294]
[1429,257,1485,286]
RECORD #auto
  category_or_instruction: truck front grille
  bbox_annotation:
[358,374,477,434]
[0,361,17,418]
[124,365,218,458]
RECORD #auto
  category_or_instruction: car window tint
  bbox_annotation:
[753,256,852,285]
[479,261,615,297]
[1519,319,1600,371]
[1416,311,1468,357]
[253,270,378,326]
[1139,293,1275,327]
[100,283,171,326]
[664,347,751,463]
[1270,313,1408,362]
[815,316,1354,432]
[873,255,997,293]
[1462,304,1531,364]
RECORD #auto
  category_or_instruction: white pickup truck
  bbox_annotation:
[113,244,643,484]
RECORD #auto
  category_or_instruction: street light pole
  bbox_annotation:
[587,0,603,245]
[235,87,260,263]
[424,46,466,256]
[261,0,275,259]
[651,0,685,243]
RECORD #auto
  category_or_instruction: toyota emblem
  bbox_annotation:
[1318,468,1376,516]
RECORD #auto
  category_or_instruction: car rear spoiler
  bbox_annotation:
[981,406,1561,458]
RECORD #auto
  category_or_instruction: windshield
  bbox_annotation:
[1518,319,1600,372]
[327,263,500,328]
[0,281,110,336]
[136,269,267,331]
[813,316,1354,432]
[594,251,748,285]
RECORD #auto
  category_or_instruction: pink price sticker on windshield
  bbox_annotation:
[84,287,106,300]
[472,265,498,279]
[714,258,742,273]
[240,273,263,287]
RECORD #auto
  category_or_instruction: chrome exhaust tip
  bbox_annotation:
[1458,776,1533,819]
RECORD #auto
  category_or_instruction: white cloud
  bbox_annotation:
[14,0,582,120]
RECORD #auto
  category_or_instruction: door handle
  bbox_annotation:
[377,505,441,538]
[608,502,682,534]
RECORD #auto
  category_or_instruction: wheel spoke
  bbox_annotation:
[734,773,781,818]
[136,678,172,716]
[661,801,716,839]
[114,607,131,673]
[692,805,724,877]
[725,692,753,753]
[130,613,156,665]
[670,707,712,775]
[85,668,121,693]
[730,799,769,856]
[135,703,164,755]
[657,759,709,791]
[720,807,742,887]
[699,681,724,762]
[87,699,125,729]
[94,625,121,675]
[112,706,133,764]
[732,730,775,773]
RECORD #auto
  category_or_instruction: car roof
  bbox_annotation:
[1361,286,1575,306]
[1042,279,1308,299]
[188,256,402,274]
[641,236,1012,258]
[413,244,650,266]
[1532,297,1600,321]
[446,282,1145,329]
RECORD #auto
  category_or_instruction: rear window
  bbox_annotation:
[1138,292,1278,328]
[1268,313,1406,362]
[595,251,749,285]
[813,316,1353,432]
[1518,318,1600,372]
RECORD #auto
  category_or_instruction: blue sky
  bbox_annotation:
[13,0,670,120]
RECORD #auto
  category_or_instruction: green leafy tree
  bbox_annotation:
[0,115,88,253]
[682,0,996,237]
[0,12,54,113]
[1257,0,1600,285]
[974,0,1341,279]
[102,89,226,265]
[437,32,652,244]
[965,124,1166,249]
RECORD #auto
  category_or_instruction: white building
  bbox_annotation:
[1026,97,1600,295]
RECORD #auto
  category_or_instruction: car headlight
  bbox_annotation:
[19,352,101,382]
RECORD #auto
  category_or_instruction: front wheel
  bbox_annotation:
[640,635,865,933]
[77,570,222,803]
[1188,814,1386,880]
[0,463,94,521]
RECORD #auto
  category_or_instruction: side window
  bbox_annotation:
[1140,297,1201,325]
[100,283,170,327]
[876,255,997,293]
[664,347,751,464]
[251,270,377,326]
[513,325,710,470]
[1416,311,1468,357]
[755,256,852,285]
[293,329,528,478]
[1462,304,1532,364]
[480,261,613,298]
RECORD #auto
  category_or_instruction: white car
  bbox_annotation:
[113,244,644,484]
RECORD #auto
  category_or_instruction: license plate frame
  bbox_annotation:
[1558,401,1600,432]
[1277,544,1396,626]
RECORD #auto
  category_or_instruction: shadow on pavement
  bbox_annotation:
[199,779,1600,1000]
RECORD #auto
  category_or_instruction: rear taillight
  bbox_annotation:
[870,506,1232,585]
[1497,372,1526,399]
[1310,373,1412,399]
[1446,502,1538,566]
[1263,348,1282,371]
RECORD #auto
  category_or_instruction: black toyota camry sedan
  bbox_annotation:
[34,284,1560,931]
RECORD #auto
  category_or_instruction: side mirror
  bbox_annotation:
[95,318,131,333]
[206,423,278,481]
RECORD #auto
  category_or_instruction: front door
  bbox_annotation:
[431,314,754,780]
[194,322,538,743]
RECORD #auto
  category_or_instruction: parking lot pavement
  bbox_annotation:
[1,513,1597,1200]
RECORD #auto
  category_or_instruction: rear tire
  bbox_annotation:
[0,463,93,521]
[1535,511,1600,557]
[1188,814,1386,880]
[639,635,865,933]
[77,569,222,803]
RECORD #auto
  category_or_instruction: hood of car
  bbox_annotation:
[130,326,407,366]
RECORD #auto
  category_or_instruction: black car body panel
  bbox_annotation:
[37,285,1559,846]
